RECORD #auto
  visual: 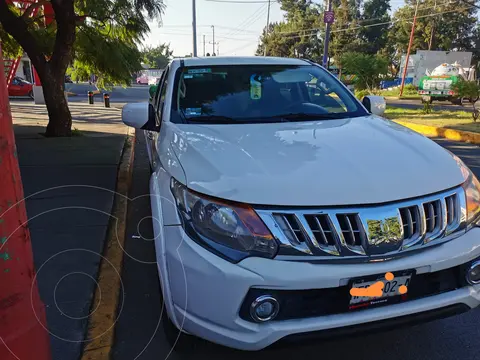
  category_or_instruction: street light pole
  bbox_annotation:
[399,0,420,97]
[263,0,271,56]
[211,25,215,55]
[322,0,333,68]
[203,35,206,56]
[192,0,198,56]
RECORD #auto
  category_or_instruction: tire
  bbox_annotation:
[450,97,462,105]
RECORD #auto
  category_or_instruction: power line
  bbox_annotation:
[273,0,455,37]
[205,0,274,2]
[224,42,254,55]
[224,2,268,37]
[275,5,475,40]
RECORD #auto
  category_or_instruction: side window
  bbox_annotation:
[156,68,169,116]
[153,70,166,106]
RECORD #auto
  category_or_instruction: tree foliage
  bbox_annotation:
[142,43,173,69]
[451,80,480,121]
[340,52,389,90]
[0,0,164,136]
[256,0,323,61]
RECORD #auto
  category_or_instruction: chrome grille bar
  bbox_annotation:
[256,186,465,261]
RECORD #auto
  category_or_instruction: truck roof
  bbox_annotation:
[171,56,311,67]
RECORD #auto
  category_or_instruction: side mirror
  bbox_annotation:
[122,102,159,132]
[362,95,386,116]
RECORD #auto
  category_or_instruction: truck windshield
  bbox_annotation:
[174,64,367,123]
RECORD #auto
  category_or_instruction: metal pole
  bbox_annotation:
[400,0,420,97]
[203,34,206,56]
[192,0,198,57]
[211,25,215,55]
[263,0,271,56]
[322,0,332,68]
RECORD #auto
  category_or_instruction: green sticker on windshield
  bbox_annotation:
[188,68,211,74]
[250,74,262,100]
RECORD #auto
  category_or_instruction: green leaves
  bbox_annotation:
[257,0,323,61]
[142,44,173,69]
[340,52,389,90]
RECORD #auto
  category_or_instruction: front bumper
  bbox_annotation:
[162,226,480,350]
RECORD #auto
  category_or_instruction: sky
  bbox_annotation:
[144,0,405,58]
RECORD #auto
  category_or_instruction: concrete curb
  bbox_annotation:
[80,127,135,360]
[395,120,480,145]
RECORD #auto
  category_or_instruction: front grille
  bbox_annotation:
[336,214,363,246]
[256,187,465,259]
[424,200,441,234]
[304,214,336,246]
[399,206,420,240]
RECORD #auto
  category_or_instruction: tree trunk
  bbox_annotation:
[41,66,72,137]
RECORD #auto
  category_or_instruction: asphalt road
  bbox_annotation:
[112,132,480,360]
[66,83,150,103]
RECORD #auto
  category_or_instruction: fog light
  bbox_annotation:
[250,295,279,322]
[467,261,480,285]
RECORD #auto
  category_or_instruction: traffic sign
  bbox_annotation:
[324,11,335,24]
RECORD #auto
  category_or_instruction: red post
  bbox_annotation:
[0,44,52,360]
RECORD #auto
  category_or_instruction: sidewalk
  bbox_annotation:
[11,102,129,360]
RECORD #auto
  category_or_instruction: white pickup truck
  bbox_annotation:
[122,56,480,351]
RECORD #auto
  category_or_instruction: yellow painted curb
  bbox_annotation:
[80,127,135,360]
[395,120,480,145]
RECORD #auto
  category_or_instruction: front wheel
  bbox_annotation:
[450,97,462,105]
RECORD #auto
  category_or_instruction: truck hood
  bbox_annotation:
[169,116,464,206]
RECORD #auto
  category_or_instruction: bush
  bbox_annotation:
[403,84,417,95]
[340,52,389,90]
[422,102,433,114]
[355,89,372,100]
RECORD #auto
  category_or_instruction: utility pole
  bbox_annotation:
[263,0,271,56]
[211,25,215,55]
[203,34,206,56]
[322,0,333,68]
[192,0,198,56]
[400,0,420,97]
[428,0,437,50]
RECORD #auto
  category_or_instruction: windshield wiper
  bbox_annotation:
[267,112,345,121]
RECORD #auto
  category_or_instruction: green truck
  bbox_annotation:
[418,62,476,104]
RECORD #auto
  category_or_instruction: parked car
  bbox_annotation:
[148,76,161,85]
[8,76,33,99]
[121,56,480,351]
[136,74,149,85]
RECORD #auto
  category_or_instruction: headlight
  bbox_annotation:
[170,178,278,262]
[453,154,480,227]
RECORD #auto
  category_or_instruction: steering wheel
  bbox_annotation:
[282,102,329,114]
